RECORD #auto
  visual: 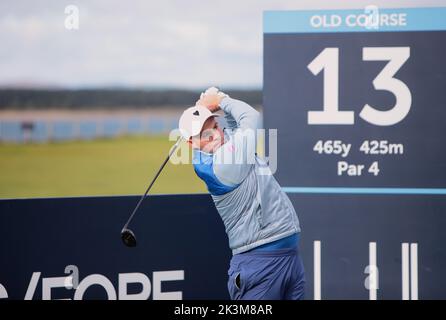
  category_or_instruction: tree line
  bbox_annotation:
[0,89,262,109]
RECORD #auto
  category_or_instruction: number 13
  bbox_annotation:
[307,47,411,126]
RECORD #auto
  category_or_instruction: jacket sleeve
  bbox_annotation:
[220,97,260,131]
[213,97,260,187]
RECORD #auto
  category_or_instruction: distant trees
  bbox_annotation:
[0,89,262,109]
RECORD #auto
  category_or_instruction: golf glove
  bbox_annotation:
[200,87,228,100]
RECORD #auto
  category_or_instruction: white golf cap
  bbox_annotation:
[178,105,219,139]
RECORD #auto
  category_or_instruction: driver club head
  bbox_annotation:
[121,228,137,247]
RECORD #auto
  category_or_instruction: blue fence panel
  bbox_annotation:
[148,118,165,134]
[79,121,97,140]
[103,120,122,137]
[0,122,22,142]
[31,121,48,142]
[127,118,143,134]
[52,122,74,141]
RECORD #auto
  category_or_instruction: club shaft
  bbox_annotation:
[122,138,182,230]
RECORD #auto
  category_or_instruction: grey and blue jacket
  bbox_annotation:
[193,97,301,255]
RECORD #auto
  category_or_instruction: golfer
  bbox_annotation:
[179,87,305,300]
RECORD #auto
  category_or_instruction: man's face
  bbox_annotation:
[190,117,224,153]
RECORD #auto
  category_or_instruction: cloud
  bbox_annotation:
[0,0,444,88]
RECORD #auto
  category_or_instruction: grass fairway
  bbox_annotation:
[0,135,207,199]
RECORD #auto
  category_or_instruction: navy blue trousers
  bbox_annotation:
[227,247,305,300]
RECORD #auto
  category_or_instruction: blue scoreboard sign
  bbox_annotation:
[264,6,446,193]
[263,7,446,299]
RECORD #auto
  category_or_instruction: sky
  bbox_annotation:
[0,0,444,89]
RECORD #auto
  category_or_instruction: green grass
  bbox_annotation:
[0,135,207,199]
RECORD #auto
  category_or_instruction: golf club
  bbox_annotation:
[121,137,183,247]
